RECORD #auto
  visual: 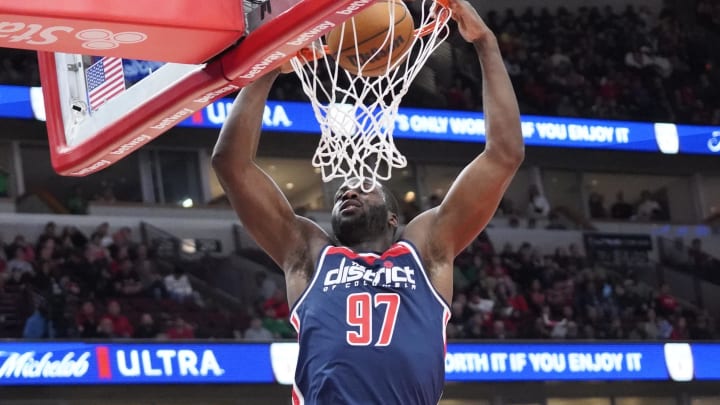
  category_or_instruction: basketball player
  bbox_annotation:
[212,0,524,403]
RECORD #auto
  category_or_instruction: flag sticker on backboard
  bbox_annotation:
[86,57,126,111]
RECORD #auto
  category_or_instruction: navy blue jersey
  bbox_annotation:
[290,240,451,405]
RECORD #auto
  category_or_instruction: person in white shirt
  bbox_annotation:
[243,317,273,341]
[636,190,661,221]
[527,184,551,219]
[163,266,194,302]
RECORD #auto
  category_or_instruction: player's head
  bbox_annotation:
[331,177,399,246]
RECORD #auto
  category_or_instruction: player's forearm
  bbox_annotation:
[475,36,524,165]
[212,71,280,166]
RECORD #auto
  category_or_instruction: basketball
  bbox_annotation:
[325,0,415,77]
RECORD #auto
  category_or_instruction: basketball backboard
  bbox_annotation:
[0,0,379,176]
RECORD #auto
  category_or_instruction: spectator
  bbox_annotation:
[134,313,160,339]
[22,302,54,339]
[132,244,165,299]
[166,317,195,339]
[5,244,35,285]
[96,317,117,339]
[610,191,634,219]
[655,283,679,317]
[588,192,607,219]
[164,266,194,303]
[255,271,279,302]
[636,190,662,221]
[263,287,290,320]
[526,185,551,219]
[243,317,274,341]
[643,308,661,339]
[113,259,144,296]
[670,317,690,340]
[101,300,134,338]
[261,308,295,339]
[76,301,100,338]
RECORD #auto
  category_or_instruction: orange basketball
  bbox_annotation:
[326,0,415,77]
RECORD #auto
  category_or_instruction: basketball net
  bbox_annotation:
[290,0,451,192]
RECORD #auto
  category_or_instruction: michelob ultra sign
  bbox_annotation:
[0,342,718,385]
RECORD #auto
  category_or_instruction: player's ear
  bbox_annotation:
[387,211,399,229]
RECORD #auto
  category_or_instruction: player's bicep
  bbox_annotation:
[407,153,518,258]
[437,153,518,254]
[215,162,322,269]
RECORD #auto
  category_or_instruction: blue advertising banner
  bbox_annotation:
[687,343,720,380]
[445,343,671,382]
[0,341,714,386]
[0,342,274,385]
[1,84,719,156]
[0,85,37,120]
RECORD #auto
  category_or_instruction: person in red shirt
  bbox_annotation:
[670,317,690,340]
[263,287,290,319]
[166,317,195,339]
[101,300,134,338]
[656,283,678,316]
[507,284,529,314]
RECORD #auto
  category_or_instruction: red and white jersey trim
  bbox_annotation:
[292,382,305,405]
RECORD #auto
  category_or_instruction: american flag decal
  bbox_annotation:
[85,57,125,111]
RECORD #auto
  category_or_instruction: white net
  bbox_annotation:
[290,0,451,192]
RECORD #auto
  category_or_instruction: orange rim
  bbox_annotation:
[295,0,451,62]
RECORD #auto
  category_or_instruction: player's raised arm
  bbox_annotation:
[405,0,524,259]
[211,71,329,275]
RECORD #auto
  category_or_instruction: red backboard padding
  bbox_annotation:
[0,0,245,63]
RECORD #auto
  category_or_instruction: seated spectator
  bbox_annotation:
[670,316,690,340]
[134,313,160,339]
[688,238,712,270]
[101,300,134,338]
[5,244,35,285]
[526,185,551,220]
[255,271,279,302]
[76,301,100,338]
[655,283,679,317]
[507,283,529,315]
[643,308,661,339]
[22,301,54,339]
[610,191,634,219]
[527,279,546,312]
[166,317,195,339]
[113,259,144,296]
[164,266,194,303]
[243,317,274,341]
[261,308,295,339]
[132,244,165,299]
[636,190,662,221]
[588,192,607,219]
[263,287,290,319]
[96,317,118,339]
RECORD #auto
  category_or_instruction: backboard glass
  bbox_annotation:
[0,0,379,176]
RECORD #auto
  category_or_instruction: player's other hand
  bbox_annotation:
[448,0,493,44]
